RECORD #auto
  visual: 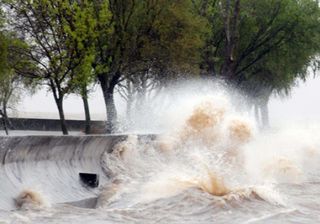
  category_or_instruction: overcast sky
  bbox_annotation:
[269,75,320,125]
[17,75,320,124]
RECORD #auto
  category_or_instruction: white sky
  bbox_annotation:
[269,75,320,125]
[18,85,107,120]
[16,76,320,124]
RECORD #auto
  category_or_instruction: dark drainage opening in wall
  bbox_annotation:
[79,173,99,188]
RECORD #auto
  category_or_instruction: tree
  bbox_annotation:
[0,31,37,134]
[200,0,320,126]
[72,68,96,135]
[63,1,97,134]
[6,0,97,135]
[94,0,206,132]
[239,0,320,126]
[0,33,12,134]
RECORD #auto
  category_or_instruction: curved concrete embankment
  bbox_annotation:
[0,135,139,210]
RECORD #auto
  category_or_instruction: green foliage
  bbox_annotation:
[0,34,8,77]
[3,0,102,133]
[92,0,112,76]
[5,0,99,96]
[243,0,319,95]
[62,0,98,95]
[201,0,320,96]
[141,0,208,74]
[1,0,320,126]
[0,32,36,114]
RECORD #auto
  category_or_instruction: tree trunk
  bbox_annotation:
[221,60,236,78]
[100,82,117,133]
[2,103,12,130]
[82,93,91,135]
[55,98,68,135]
[254,103,260,127]
[220,0,241,80]
[49,80,68,135]
[105,88,117,132]
[1,118,8,135]
[126,99,132,124]
[261,101,270,128]
[126,80,133,125]
[99,71,121,133]
[0,109,8,135]
[136,78,147,112]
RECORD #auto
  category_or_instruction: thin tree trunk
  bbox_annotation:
[49,80,68,135]
[126,80,133,125]
[1,118,8,135]
[55,98,68,135]
[0,109,8,135]
[261,101,270,128]
[254,103,260,127]
[2,103,12,130]
[136,79,147,112]
[82,92,91,135]
[220,0,241,79]
[126,99,132,124]
[199,0,209,16]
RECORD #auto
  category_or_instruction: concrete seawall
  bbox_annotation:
[0,135,153,210]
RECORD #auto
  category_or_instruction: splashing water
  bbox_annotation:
[1,82,320,223]
[15,189,48,209]
[99,93,320,214]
